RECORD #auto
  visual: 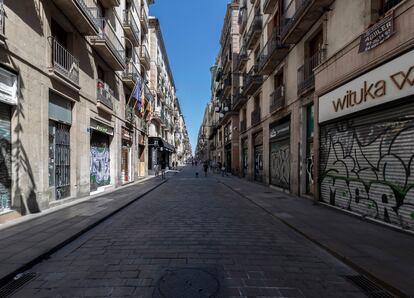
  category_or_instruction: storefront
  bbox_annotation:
[148,137,175,171]
[0,67,18,213]
[121,128,133,184]
[253,131,263,182]
[318,49,414,230]
[241,138,248,178]
[269,118,290,190]
[48,91,72,200]
[137,131,146,177]
[90,119,113,192]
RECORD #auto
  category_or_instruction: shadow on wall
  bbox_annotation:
[0,48,40,215]
[5,0,44,37]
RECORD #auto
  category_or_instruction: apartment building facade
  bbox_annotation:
[197,0,414,230]
[147,17,189,172]
[200,2,241,174]
[0,0,189,222]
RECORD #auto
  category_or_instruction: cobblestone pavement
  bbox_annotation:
[10,167,366,298]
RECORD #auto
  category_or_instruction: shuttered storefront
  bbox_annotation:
[269,119,290,190]
[319,99,414,230]
[253,132,263,182]
[0,103,11,212]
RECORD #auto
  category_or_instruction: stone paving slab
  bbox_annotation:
[0,176,167,286]
[217,175,414,297]
[7,167,367,298]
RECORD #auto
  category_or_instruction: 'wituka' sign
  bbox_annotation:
[319,49,414,123]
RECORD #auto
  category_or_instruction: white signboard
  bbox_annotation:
[319,49,414,123]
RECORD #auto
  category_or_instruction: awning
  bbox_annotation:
[149,137,175,153]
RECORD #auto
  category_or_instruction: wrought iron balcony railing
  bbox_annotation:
[281,0,311,39]
[123,9,140,44]
[49,37,80,85]
[123,58,139,82]
[297,48,326,95]
[97,79,114,110]
[93,18,125,63]
[245,14,262,49]
[258,29,288,74]
[270,86,285,113]
[244,65,263,96]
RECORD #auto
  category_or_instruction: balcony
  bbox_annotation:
[140,8,149,33]
[251,109,261,127]
[233,87,247,111]
[140,45,151,69]
[243,65,263,96]
[144,84,154,102]
[123,9,140,46]
[97,79,115,112]
[238,5,248,33]
[270,86,285,113]
[99,0,120,7]
[90,18,126,70]
[122,58,139,88]
[240,120,247,132]
[237,46,249,69]
[281,0,334,45]
[245,14,262,50]
[297,48,326,95]
[125,105,135,123]
[49,37,80,87]
[264,0,278,14]
[258,30,289,75]
[51,0,100,35]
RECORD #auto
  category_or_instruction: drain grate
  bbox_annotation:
[344,275,394,298]
[154,268,220,298]
[0,272,37,298]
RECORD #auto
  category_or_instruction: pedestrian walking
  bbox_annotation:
[154,164,159,178]
[195,160,198,167]
[161,160,166,180]
[221,163,227,177]
[192,160,194,167]
[203,161,208,177]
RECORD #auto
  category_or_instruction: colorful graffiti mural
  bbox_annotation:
[320,117,414,230]
[90,145,110,190]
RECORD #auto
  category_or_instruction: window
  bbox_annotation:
[379,0,403,16]
[0,67,18,105]
[51,19,68,47]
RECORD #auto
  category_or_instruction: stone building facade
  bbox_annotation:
[0,0,190,222]
[197,0,414,230]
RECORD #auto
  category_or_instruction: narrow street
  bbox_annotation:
[10,167,367,298]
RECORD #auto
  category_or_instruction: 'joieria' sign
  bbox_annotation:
[319,49,414,123]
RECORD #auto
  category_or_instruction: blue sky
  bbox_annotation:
[150,0,228,155]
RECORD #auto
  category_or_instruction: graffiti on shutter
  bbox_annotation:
[319,101,414,230]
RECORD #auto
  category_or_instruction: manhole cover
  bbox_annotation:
[154,268,220,298]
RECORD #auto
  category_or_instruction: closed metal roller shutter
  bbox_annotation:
[319,99,414,230]
[0,103,11,212]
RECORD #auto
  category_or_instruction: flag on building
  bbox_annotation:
[132,77,142,111]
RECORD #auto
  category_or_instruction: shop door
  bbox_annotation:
[254,145,263,182]
[90,131,110,191]
[319,101,414,230]
[121,146,130,183]
[270,139,290,189]
[226,149,232,172]
[49,121,71,199]
[0,104,11,212]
